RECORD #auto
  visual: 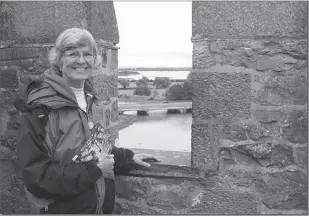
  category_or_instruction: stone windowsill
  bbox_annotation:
[116,148,206,181]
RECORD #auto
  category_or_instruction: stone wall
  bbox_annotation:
[190,1,308,213]
[0,2,119,214]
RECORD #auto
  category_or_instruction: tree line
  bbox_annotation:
[118,73,193,101]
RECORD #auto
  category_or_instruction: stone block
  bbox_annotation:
[218,166,258,188]
[147,190,187,210]
[0,47,41,61]
[87,1,119,43]
[192,72,251,121]
[91,97,118,129]
[207,39,307,72]
[254,171,307,210]
[115,176,151,202]
[0,67,18,88]
[254,109,284,123]
[192,1,307,39]
[110,49,118,70]
[245,124,279,141]
[0,2,119,44]
[253,74,307,106]
[193,41,215,69]
[33,46,52,74]
[282,109,307,144]
[233,143,295,168]
[0,88,18,107]
[191,123,220,171]
[189,188,258,214]
[296,147,308,169]
[86,74,118,101]
[222,123,248,142]
[115,197,162,214]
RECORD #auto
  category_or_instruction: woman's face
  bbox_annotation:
[60,45,95,82]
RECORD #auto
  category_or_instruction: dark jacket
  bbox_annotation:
[14,68,134,214]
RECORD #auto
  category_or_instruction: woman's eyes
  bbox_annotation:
[84,53,93,57]
[65,52,93,58]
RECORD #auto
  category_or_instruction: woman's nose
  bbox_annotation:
[76,55,86,63]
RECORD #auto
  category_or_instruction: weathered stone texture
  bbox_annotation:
[191,123,219,171]
[192,1,307,39]
[205,39,307,72]
[87,2,119,43]
[115,176,151,202]
[253,74,307,106]
[191,123,211,169]
[193,41,215,69]
[254,171,308,210]
[222,121,282,144]
[236,143,295,168]
[114,175,259,214]
[0,47,42,61]
[192,72,251,121]
[254,109,285,123]
[296,147,308,169]
[189,189,258,214]
[0,67,18,88]
[110,49,118,70]
[87,74,118,101]
[0,2,119,44]
[192,1,307,214]
[282,109,308,144]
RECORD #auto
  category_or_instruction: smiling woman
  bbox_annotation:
[14,27,160,214]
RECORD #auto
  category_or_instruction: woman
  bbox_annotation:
[14,28,159,214]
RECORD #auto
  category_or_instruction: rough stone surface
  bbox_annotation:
[296,147,308,169]
[189,189,258,214]
[0,47,41,61]
[87,74,118,101]
[192,1,307,39]
[222,121,282,143]
[282,109,308,144]
[87,2,119,43]
[0,2,119,44]
[114,175,259,214]
[222,123,248,142]
[193,41,215,69]
[253,74,307,106]
[235,143,295,168]
[254,109,285,123]
[254,171,308,210]
[191,123,219,171]
[0,67,18,88]
[115,176,152,202]
[205,39,307,72]
[192,72,251,121]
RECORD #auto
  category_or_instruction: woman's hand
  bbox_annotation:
[133,153,161,167]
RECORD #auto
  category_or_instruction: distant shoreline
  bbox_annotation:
[119,67,192,71]
[116,114,137,131]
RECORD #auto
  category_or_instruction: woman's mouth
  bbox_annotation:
[74,68,87,72]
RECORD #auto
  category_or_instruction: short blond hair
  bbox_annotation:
[48,28,101,72]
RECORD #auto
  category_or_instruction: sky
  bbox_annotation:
[114,2,192,68]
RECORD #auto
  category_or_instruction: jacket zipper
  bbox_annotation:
[76,105,101,209]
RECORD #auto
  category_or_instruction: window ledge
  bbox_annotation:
[117,148,209,181]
